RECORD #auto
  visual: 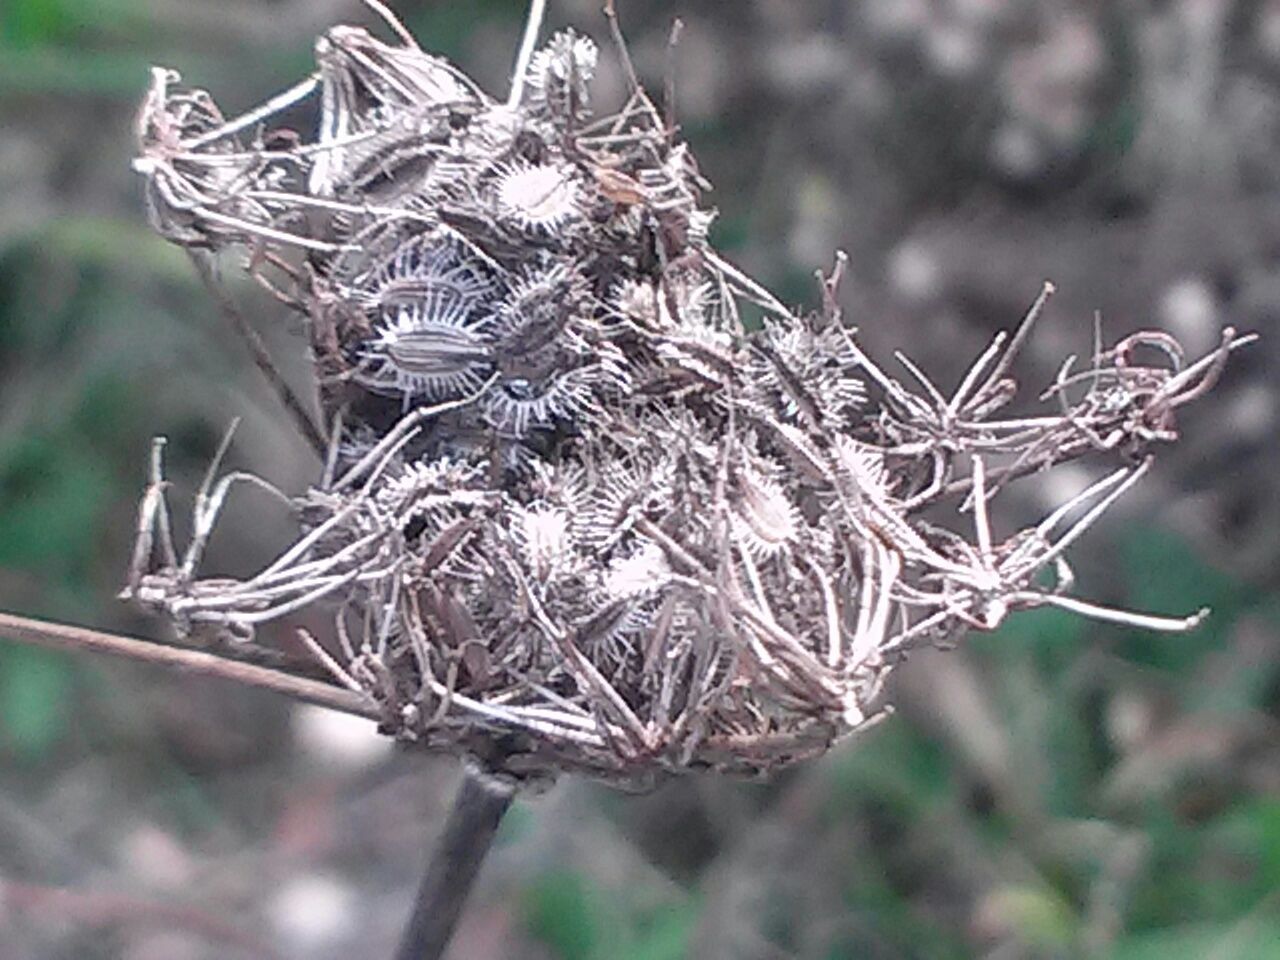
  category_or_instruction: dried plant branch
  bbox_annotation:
[507,0,548,108]
[603,0,641,96]
[0,611,379,721]
[187,253,328,458]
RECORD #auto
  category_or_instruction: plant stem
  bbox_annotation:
[0,610,379,720]
[187,251,328,459]
[395,771,515,960]
[506,0,547,108]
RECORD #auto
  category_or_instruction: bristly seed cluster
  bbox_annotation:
[126,4,1247,784]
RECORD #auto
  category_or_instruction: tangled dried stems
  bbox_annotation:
[123,1,1249,786]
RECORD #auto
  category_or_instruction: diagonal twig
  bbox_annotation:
[188,252,328,458]
[0,610,378,720]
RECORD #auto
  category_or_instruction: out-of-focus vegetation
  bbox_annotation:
[1,1,1276,958]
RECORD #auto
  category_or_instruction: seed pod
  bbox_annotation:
[483,364,599,435]
[490,160,585,235]
[493,263,577,366]
[358,305,494,399]
[351,233,498,399]
[521,30,598,117]
[731,466,801,558]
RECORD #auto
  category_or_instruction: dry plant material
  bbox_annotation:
[125,3,1248,786]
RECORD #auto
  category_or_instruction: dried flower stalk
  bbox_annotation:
[125,2,1249,786]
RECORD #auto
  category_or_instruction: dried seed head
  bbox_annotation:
[359,307,493,399]
[611,276,714,334]
[483,365,598,435]
[834,436,893,499]
[493,262,577,361]
[379,458,485,507]
[355,234,495,314]
[131,7,1239,784]
[580,458,671,551]
[348,234,500,399]
[526,460,589,514]
[611,279,660,327]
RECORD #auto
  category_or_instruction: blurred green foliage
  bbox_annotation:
[523,868,697,960]
[0,238,149,760]
[404,0,525,62]
[1,0,154,95]
[1110,921,1280,960]
[0,431,112,583]
[0,0,79,48]
[1120,528,1256,671]
[0,646,72,758]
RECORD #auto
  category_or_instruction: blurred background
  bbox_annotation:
[0,0,1277,957]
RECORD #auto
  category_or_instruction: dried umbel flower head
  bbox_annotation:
[127,4,1249,785]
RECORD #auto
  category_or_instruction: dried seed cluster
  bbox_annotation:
[127,7,1244,783]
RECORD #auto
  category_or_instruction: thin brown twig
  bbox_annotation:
[0,610,379,720]
[664,18,684,145]
[187,252,328,459]
[603,0,641,95]
[965,280,1055,413]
